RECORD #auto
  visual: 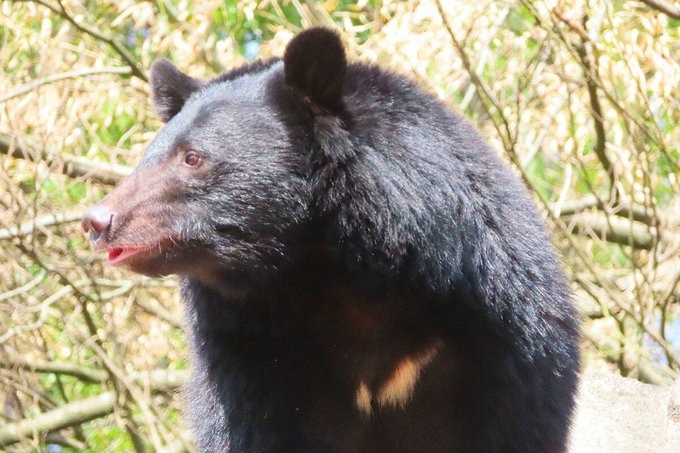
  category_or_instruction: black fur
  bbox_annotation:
[284,28,347,114]
[85,27,580,452]
[150,59,204,122]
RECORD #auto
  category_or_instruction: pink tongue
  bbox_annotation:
[108,248,123,262]
[108,247,144,264]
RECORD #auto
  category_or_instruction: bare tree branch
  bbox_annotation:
[0,134,131,185]
[582,328,675,386]
[134,298,184,329]
[638,0,680,19]
[434,0,515,153]
[556,195,656,225]
[0,67,132,104]
[564,212,658,250]
[553,10,618,201]
[44,432,86,450]
[13,0,147,82]
[0,211,83,241]
[0,392,115,446]
[0,370,187,447]
[0,358,108,383]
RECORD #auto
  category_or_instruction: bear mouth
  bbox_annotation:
[107,244,161,265]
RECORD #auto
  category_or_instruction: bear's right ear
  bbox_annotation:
[150,60,203,122]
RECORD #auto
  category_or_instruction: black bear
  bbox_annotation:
[82,28,579,452]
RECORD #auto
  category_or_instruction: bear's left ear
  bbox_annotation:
[284,28,347,114]
[150,60,203,122]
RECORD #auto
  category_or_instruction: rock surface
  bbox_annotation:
[570,371,680,452]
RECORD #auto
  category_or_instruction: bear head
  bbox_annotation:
[81,28,350,288]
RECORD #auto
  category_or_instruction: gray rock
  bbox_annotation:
[570,371,680,452]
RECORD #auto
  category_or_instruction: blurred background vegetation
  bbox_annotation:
[1,0,679,451]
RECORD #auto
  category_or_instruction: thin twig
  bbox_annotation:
[434,0,515,153]
[638,0,680,19]
[0,134,132,185]
[0,358,108,383]
[0,211,83,240]
[0,370,187,447]
[554,10,618,201]
[563,212,658,250]
[556,195,656,225]
[134,298,183,329]
[0,67,132,104]
[13,0,147,82]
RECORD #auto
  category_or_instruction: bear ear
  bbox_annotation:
[284,27,347,114]
[150,59,203,122]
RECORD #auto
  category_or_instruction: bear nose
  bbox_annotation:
[81,205,113,242]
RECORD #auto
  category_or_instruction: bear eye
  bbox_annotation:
[184,151,202,167]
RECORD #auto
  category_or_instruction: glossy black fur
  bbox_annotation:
[97,28,579,452]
